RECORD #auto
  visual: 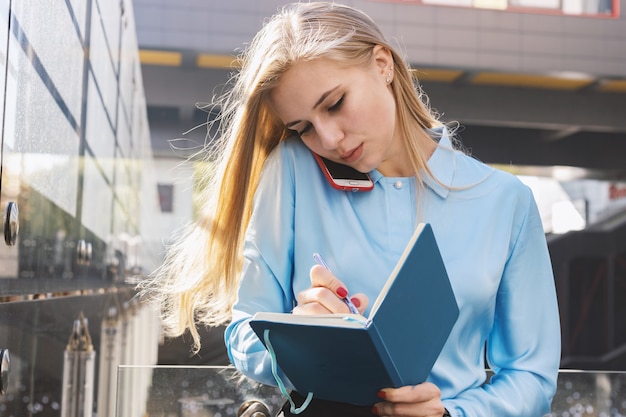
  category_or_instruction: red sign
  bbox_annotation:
[609,183,626,200]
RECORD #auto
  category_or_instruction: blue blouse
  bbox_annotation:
[225,128,561,416]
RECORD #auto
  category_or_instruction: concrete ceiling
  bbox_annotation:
[140,56,626,180]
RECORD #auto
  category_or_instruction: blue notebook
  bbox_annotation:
[249,223,459,406]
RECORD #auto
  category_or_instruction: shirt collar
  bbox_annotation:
[369,126,455,199]
[424,126,455,199]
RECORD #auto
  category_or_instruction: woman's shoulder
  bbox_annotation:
[268,136,312,163]
[262,136,319,181]
[453,150,532,198]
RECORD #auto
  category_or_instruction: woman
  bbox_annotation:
[144,2,561,416]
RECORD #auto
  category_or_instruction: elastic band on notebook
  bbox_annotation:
[263,329,313,414]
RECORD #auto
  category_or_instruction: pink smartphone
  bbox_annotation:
[312,152,374,192]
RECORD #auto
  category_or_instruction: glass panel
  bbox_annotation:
[81,154,113,241]
[0,0,161,293]
[11,0,85,121]
[117,100,132,160]
[422,0,473,6]
[116,366,285,417]
[115,367,626,417]
[0,292,154,417]
[474,0,507,9]
[0,0,7,123]
[0,5,83,287]
[550,371,626,415]
[85,74,116,182]
[509,0,560,8]
[118,31,138,146]
[94,0,121,78]
[372,0,618,16]
[67,0,88,41]
[0,0,162,415]
[3,31,81,218]
[89,3,119,124]
[0,0,12,278]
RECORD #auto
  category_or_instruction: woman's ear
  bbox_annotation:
[372,45,393,74]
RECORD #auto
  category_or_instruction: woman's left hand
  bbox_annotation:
[372,382,446,417]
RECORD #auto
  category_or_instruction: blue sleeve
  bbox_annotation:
[224,144,297,387]
[445,189,561,416]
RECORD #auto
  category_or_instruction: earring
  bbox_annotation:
[386,66,394,84]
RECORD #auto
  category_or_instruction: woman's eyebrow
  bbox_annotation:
[285,85,340,129]
[313,85,339,109]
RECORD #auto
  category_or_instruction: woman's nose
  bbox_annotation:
[316,122,343,150]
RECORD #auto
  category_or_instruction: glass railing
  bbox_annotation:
[115,366,626,417]
[116,366,285,417]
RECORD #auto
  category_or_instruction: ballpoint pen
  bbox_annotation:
[312,252,360,315]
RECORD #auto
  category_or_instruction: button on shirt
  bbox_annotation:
[225,128,560,416]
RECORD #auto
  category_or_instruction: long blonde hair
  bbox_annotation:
[140,2,440,351]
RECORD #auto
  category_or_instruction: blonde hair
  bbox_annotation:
[140,2,440,351]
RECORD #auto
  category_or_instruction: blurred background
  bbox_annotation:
[0,0,624,416]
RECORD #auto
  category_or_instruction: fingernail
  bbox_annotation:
[371,406,379,415]
[350,297,361,308]
[377,390,386,399]
[337,287,348,297]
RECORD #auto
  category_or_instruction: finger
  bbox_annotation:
[290,266,354,314]
[310,264,347,292]
[305,266,369,314]
[310,264,356,301]
[373,383,443,417]
[295,284,348,314]
[379,382,441,403]
[350,293,369,314]
[372,399,444,417]
[292,300,334,315]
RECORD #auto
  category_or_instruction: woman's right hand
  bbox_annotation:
[292,265,369,315]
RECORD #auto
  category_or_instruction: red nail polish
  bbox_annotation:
[337,287,348,297]
[377,390,386,399]
[371,406,379,415]
[350,297,361,308]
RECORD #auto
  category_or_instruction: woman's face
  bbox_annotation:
[269,47,410,176]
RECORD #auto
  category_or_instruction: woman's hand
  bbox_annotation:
[292,265,369,315]
[373,383,446,417]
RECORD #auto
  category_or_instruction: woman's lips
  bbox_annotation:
[341,144,363,164]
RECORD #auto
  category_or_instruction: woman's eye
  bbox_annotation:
[292,96,343,136]
[328,96,344,112]
[298,124,312,136]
